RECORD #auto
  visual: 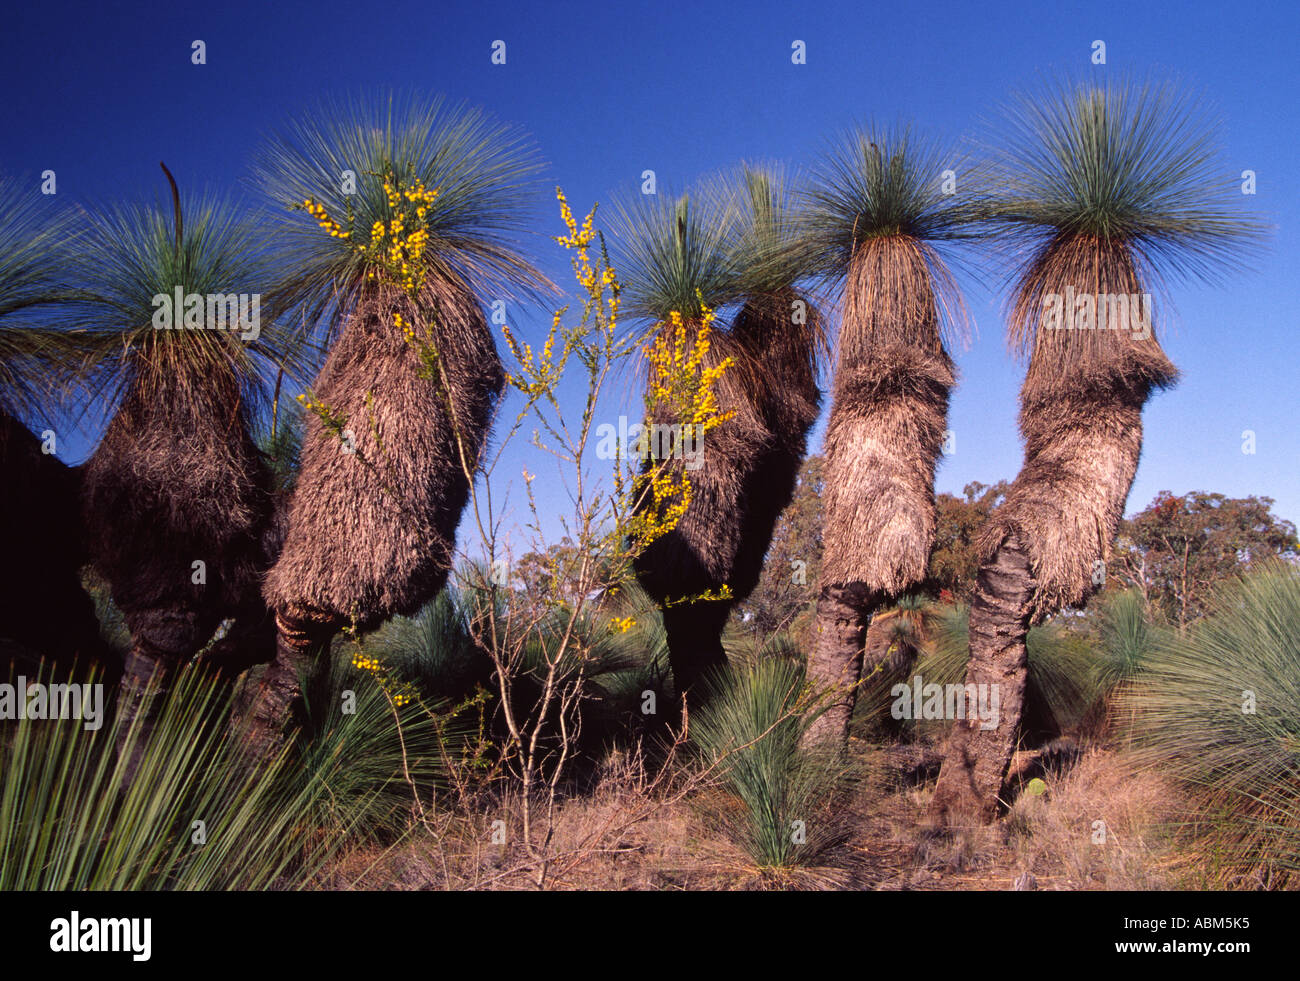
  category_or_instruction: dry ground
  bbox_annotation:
[322,740,1199,891]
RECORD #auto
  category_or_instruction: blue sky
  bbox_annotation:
[2,0,1296,546]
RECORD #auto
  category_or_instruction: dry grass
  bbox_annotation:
[882,746,1191,890]
[326,748,742,891]
[314,741,1208,891]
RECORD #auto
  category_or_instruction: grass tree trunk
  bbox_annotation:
[113,635,175,786]
[83,368,276,780]
[660,601,731,706]
[804,239,955,749]
[926,534,1034,825]
[928,345,1174,824]
[633,325,774,709]
[924,76,1264,824]
[618,177,821,713]
[635,303,819,710]
[230,607,333,757]
[246,280,503,754]
[806,582,882,743]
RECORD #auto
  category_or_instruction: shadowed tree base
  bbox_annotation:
[927,533,1035,827]
[805,582,884,749]
[112,599,279,788]
[112,602,223,788]
[1,413,118,677]
[231,607,336,760]
[661,602,731,715]
[201,604,278,681]
[113,642,175,790]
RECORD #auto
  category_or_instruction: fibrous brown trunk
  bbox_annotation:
[231,606,334,759]
[926,236,1177,825]
[927,533,1035,826]
[805,239,956,749]
[804,582,882,747]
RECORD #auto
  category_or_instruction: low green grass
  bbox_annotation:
[0,661,342,889]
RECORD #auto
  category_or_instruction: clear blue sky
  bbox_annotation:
[3,0,1295,543]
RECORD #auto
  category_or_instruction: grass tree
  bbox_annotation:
[71,173,303,778]
[795,127,973,746]
[722,166,826,639]
[928,77,1267,825]
[241,93,547,750]
[612,167,822,707]
[0,176,110,672]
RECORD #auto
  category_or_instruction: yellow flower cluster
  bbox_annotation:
[625,462,694,550]
[609,616,637,634]
[621,299,736,554]
[363,176,438,296]
[351,650,415,708]
[394,311,416,344]
[298,171,438,300]
[644,304,735,430]
[554,188,619,325]
[502,317,563,397]
[302,198,349,238]
[504,189,621,400]
[351,652,381,672]
[664,584,734,608]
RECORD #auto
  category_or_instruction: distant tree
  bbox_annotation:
[513,540,616,608]
[1111,491,1298,630]
[929,481,1009,602]
[739,465,1011,634]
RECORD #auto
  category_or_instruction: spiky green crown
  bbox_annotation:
[65,190,309,415]
[253,90,548,329]
[796,125,977,280]
[607,189,743,326]
[0,177,82,421]
[983,76,1268,288]
[718,163,816,297]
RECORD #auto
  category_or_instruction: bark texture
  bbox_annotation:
[230,605,332,760]
[927,533,1035,826]
[805,582,882,747]
[113,640,173,788]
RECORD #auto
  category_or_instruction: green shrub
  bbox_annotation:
[290,632,484,837]
[0,662,343,889]
[691,656,859,886]
[856,602,1099,743]
[1120,562,1300,887]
